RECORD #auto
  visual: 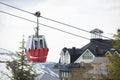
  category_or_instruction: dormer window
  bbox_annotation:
[82,51,93,60]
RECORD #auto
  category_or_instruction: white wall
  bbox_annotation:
[60,50,70,64]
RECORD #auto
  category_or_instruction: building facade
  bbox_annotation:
[55,28,120,80]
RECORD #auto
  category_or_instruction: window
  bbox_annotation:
[61,72,64,77]
[61,71,70,78]
[82,50,93,59]
[40,40,43,48]
[60,54,65,64]
[65,52,70,64]
[44,39,47,48]
[35,40,38,49]
[60,51,70,64]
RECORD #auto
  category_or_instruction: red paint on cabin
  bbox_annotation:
[26,48,49,62]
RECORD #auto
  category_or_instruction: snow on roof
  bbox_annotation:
[35,73,59,80]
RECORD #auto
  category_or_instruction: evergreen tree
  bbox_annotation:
[107,54,120,80]
[106,29,120,80]
[113,29,120,51]
[6,36,37,80]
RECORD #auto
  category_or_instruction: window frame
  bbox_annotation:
[82,50,93,60]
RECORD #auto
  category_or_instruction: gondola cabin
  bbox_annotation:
[26,35,49,62]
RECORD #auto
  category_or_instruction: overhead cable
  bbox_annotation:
[0,11,112,47]
[0,1,112,40]
[0,10,89,40]
[0,1,34,15]
[40,16,112,39]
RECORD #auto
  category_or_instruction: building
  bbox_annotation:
[55,28,120,80]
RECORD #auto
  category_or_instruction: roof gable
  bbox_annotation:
[61,39,115,63]
[80,39,113,57]
[105,51,112,56]
[62,47,82,63]
[81,49,95,57]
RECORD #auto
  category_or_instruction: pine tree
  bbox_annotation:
[107,54,120,80]
[6,36,37,80]
[106,29,120,80]
[113,29,120,51]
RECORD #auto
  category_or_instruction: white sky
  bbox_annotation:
[0,0,120,62]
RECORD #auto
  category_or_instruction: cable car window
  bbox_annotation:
[31,39,34,49]
[40,40,43,48]
[44,40,47,48]
[31,42,34,50]
[35,40,38,49]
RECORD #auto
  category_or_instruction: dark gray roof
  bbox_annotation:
[62,39,113,63]
[80,39,113,57]
[62,47,82,63]
[90,28,103,33]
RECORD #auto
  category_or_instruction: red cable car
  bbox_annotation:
[26,35,49,62]
[26,11,49,62]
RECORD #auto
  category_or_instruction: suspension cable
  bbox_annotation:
[0,2,33,15]
[0,10,90,40]
[0,1,112,40]
[0,10,112,47]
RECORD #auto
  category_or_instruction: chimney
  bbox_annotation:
[72,47,76,54]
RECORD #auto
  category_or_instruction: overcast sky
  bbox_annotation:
[0,0,120,62]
